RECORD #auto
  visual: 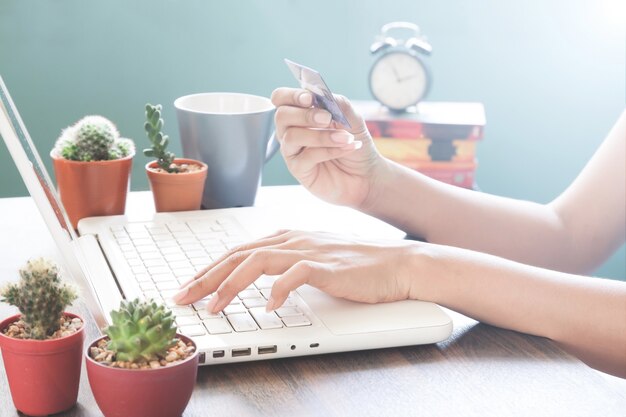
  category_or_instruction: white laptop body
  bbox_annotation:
[0,76,452,365]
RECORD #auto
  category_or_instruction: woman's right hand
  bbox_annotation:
[271,87,385,209]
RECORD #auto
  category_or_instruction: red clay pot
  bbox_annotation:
[0,313,85,416]
[51,152,134,229]
[146,158,208,212]
[86,334,199,417]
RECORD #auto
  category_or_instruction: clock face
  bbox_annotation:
[369,51,428,111]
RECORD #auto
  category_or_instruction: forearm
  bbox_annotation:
[363,159,584,272]
[409,243,626,377]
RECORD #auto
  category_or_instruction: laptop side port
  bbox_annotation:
[309,343,319,348]
[232,348,252,357]
[258,345,278,355]
[212,350,225,358]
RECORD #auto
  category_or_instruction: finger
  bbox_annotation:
[333,94,369,135]
[266,260,325,311]
[275,105,332,140]
[288,141,363,173]
[209,250,314,313]
[281,127,355,158]
[177,230,294,290]
[271,87,313,108]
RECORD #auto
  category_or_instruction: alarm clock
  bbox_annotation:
[369,22,432,112]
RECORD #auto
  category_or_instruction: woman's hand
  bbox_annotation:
[173,230,420,313]
[270,87,385,209]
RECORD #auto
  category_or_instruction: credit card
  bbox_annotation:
[284,58,351,128]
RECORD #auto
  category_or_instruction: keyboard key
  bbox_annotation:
[176,316,201,326]
[192,298,210,310]
[167,222,190,232]
[136,245,159,253]
[126,258,144,267]
[134,273,152,283]
[169,260,193,270]
[164,253,187,262]
[140,251,163,261]
[203,318,232,334]
[249,308,283,330]
[238,289,262,299]
[144,258,167,267]
[140,281,156,292]
[131,265,147,274]
[156,240,178,249]
[151,272,175,283]
[223,304,247,315]
[281,315,312,327]
[275,306,303,317]
[198,310,224,320]
[260,289,272,299]
[242,298,267,309]
[142,291,162,301]
[227,313,258,332]
[178,324,206,337]
[173,268,196,278]
[254,275,276,289]
[147,266,171,275]
[171,306,196,317]
[156,281,180,291]
[132,238,154,247]
[186,250,208,259]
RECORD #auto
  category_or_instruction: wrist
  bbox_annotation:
[358,156,395,213]
[404,242,445,303]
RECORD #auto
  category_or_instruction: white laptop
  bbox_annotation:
[0,75,452,365]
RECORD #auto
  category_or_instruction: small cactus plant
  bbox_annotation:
[54,115,134,162]
[105,298,177,363]
[0,258,78,340]
[144,103,179,173]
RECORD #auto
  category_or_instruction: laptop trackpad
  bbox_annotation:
[297,285,451,335]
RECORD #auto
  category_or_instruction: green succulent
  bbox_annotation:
[105,298,177,363]
[54,115,134,162]
[0,258,78,340]
[143,103,178,173]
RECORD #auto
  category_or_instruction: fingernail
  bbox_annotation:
[299,92,312,106]
[205,294,220,313]
[330,131,354,144]
[172,287,189,304]
[341,140,363,151]
[314,111,332,125]
[265,296,277,312]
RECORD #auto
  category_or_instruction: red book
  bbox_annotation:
[353,101,486,141]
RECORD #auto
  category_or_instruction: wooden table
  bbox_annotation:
[1,186,625,417]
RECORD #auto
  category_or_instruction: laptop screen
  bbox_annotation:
[0,75,76,240]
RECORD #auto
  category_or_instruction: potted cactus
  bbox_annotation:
[144,103,207,212]
[0,258,84,416]
[86,298,198,417]
[51,115,135,228]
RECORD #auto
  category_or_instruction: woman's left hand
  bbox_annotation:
[173,230,420,313]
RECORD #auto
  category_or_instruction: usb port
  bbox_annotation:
[232,348,251,357]
[212,350,225,358]
[309,343,319,348]
[258,345,277,355]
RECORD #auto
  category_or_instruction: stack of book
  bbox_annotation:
[353,101,486,189]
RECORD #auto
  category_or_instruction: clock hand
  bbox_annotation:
[398,73,418,82]
[389,65,401,82]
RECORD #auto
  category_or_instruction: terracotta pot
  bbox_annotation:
[146,158,208,212]
[86,334,199,417]
[51,152,134,229]
[0,313,85,416]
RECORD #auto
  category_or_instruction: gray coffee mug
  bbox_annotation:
[174,92,279,209]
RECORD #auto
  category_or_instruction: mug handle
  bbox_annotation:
[264,131,279,163]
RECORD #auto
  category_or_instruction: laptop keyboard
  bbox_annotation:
[109,217,312,338]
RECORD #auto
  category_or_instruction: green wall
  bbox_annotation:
[0,0,624,279]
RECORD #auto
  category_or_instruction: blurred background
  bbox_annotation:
[0,0,624,279]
